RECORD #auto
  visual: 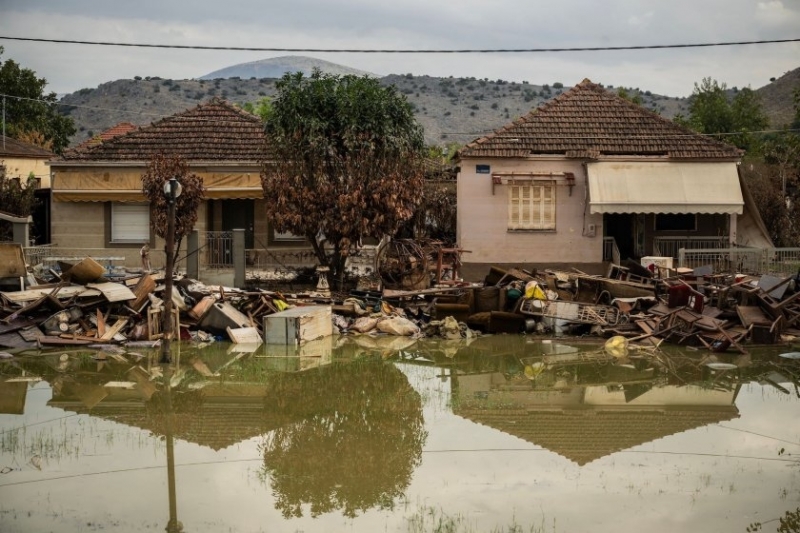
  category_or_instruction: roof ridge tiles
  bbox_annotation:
[458,78,742,160]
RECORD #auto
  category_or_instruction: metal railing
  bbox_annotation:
[245,248,318,271]
[764,247,800,276]
[22,246,181,272]
[677,247,800,276]
[602,237,620,265]
[204,231,233,269]
[23,244,55,267]
[653,236,729,260]
[678,247,765,274]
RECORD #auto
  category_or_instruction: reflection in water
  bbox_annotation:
[1,335,799,532]
[258,360,426,518]
[1,341,426,523]
[439,336,798,466]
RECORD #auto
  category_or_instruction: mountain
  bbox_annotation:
[755,66,800,128]
[57,56,796,149]
[199,56,375,80]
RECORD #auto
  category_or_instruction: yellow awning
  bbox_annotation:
[52,170,264,201]
[587,162,743,214]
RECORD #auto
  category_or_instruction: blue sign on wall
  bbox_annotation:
[476,164,491,174]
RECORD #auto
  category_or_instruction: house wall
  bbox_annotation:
[50,200,209,268]
[457,158,604,279]
[2,156,51,187]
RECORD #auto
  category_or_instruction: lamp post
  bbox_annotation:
[160,177,182,364]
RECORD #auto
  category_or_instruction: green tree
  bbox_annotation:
[617,87,643,106]
[675,77,768,151]
[0,47,75,154]
[0,166,37,241]
[240,97,273,122]
[260,70,425,286]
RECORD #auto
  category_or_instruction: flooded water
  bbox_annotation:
[1,335,799,533]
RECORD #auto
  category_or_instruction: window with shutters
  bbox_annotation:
[508,183,555,230]
[110,203,150,243]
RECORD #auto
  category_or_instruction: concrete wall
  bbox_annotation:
[457,157,603,270]
[1,156,51,188]
[49,200,208,269]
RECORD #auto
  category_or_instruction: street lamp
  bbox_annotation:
[160,177,183,364]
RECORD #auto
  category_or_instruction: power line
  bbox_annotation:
[2,35,799,54]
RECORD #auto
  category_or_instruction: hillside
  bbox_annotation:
[755,66,800,128]
[59,57,796,149]
[60,74,689,148]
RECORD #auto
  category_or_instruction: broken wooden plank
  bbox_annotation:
[38,336,93,346]
[100,318,129,341]
[87,282,136,303]
[226,326,264,344]
[129,274,156,312]
[737,305,772,327]
[96,308,106,338]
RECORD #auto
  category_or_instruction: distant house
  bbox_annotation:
[455,79,771,278]
[0,135,55,244]
[74,122,139,150]
[48,98,300,268]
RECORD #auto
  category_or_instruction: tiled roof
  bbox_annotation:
[456,407,739,466]
[75,122,139,150]
[51,402,277,451]
[0,135,55,159]
[61,98,268,162]
[458,79,742,160]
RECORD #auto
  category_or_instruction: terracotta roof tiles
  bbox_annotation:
[459,79,742,160]
[0,135,55,159]
[75,122,139,150]
[457,407,739,466]
[61,98,269,162]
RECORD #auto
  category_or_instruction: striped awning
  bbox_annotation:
[587,162,743,215]
[52,170,264,202]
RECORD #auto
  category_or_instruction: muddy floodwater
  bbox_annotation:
[1,335,799,533]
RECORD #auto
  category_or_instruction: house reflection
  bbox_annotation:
[449,339,743,466]
[6,337,425,520]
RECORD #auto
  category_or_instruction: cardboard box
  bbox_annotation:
[263,305,332,345]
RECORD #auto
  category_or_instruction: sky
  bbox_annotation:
[0,0,798,98]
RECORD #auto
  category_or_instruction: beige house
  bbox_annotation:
[455,79,771,278]
[49,98,307,268]
[1,135,55,243]
[0,134,54,187]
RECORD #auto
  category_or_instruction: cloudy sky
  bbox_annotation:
[1,0,798,97]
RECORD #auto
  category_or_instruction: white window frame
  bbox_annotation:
[508,182,556,230]
[110,202,150,243]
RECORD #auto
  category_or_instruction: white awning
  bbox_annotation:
[587,162,743,215]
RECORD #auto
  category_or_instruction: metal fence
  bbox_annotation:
[677,247,800,276]
[22,244,55,267]
[22,246,179,272]
[653,237,729,259]
[203,231,233,269]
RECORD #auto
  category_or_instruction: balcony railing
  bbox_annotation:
[653,237,729,260]
[602,237,620,265]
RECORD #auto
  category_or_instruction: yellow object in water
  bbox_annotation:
[524,362,544,379]
[604,335,629,358]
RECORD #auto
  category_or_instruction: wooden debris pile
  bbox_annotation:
[0,256,305,350]
[374,262,800,350]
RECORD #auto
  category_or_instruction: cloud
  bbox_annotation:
[0,0,797,97]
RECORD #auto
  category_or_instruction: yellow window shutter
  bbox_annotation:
[542,185,556,229]
[521,186,533,226]
[509,186,520,229]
